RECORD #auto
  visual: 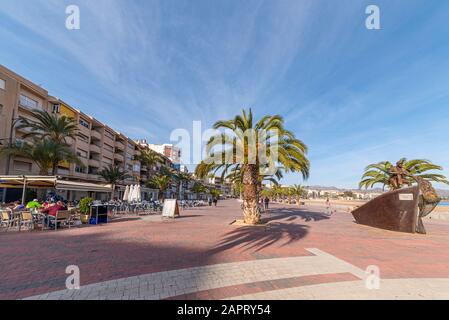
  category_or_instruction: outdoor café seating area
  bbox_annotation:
[0,176,211,233]
[0,202,82,232]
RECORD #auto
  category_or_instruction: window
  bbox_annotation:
[88,167,98,174]
[75,166,86,173]
[13,160,32,172]
[79,118,90,129]
[76,149,88,159]
[19,94,40,109]
[104,143,114,152]
[0,104,3,115]
[52,104,60,113]
[0,78,5,90]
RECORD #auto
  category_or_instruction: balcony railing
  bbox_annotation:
[114,153,124,162]
[115,141,125,150]
[88,159,101,168]
[91,130,102,140]
[89,144,101,154]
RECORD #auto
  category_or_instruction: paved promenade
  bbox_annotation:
[2,200,449,300]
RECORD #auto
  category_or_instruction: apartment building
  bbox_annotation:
[144,142,181,165]
[0,64,159,201]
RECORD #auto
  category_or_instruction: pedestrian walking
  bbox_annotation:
[264,197,270,210]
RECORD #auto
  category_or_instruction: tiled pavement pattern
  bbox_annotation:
[228,278,449,300]
[23,248,366,300]
[2,199,449,300]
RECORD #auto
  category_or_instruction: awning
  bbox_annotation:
[0,175,112,192]
[55,180,113,193]
[0,176,57,188]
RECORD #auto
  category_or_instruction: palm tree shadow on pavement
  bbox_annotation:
[208,222,310,254]
[262,207,331,223]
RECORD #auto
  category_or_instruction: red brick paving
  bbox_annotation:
[1,200,449,299]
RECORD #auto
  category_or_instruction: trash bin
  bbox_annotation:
[89,205,108,224]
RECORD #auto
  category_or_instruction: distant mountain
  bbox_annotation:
[304,185,449,198]
[305,185,384,193]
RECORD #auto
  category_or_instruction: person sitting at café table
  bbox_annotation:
[41,201,67,229]
[26,199,41,210]
[9,201,25,211]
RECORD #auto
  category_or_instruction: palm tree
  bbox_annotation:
[192,182,209,200]
[210,188,221,199]
[0,138,83,175]
[148,175,172,201]
[98,165,130,200]
[172,171,192,200]
[137,149,165,173]
[17,109,79,143]
[195,109,310,224]
[290,184,306,206]
[359,158,449,190]
[271,185,283,202]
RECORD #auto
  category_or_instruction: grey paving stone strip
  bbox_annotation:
[226,278,449,300]
[23,248,366,300]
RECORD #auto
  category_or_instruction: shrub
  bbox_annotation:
[79,197,93,214]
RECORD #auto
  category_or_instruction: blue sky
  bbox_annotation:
[1,0,449,188]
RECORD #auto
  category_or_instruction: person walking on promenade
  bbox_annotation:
[264,197,270,210]
[325,197,332,215]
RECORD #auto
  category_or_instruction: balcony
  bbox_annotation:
[91,130,102,141]
[114,153,124,162]
[89,143,101,154]
[89,159,101,168]
[115,141,125,150]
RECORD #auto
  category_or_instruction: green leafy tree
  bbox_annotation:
[195,109,310,225]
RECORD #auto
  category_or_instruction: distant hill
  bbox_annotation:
[304,185,449,198]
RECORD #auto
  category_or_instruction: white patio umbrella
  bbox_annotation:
[136,185,141,202]
[131,184,139,202]
[123,185,130,201]
[128,185,135,202]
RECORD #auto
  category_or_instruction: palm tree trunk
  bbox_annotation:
[111,184,116,201]
[242,164,260,225]
[51,163,57,175]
